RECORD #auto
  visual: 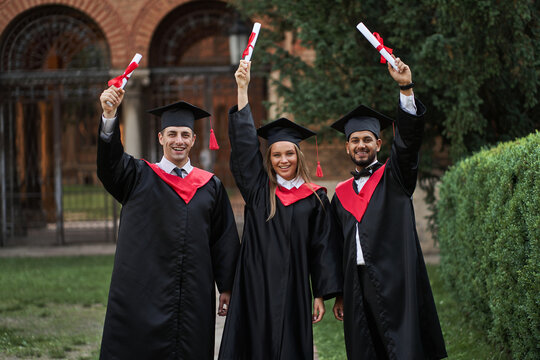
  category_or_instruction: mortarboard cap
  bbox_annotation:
[257,118,324,177]
[147,101,211,132]
[257,118,316,146]
[330,104,393,140]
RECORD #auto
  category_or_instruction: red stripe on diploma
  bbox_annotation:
[275,182,325,206]
[335,163,386,223]
[143,160,214,204]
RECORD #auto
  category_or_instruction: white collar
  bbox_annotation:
[276,174,305,190]
[354,159,379,183]
[157,156,193,175]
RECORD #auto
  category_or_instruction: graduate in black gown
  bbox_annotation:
[329,57,447,359]
[218,60,342,360]
[97,86,240,360]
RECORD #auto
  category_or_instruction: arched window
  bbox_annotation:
[0,5,113,244]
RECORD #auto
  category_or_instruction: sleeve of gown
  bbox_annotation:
[210,177,241,293]
[97,116,139,204]
[389,98,426,196]
[228,104,267,203]
[310,191,343,300]
[330,193,345,279]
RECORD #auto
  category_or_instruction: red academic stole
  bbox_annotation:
[143,160,214,204]
[334,163,386,223]
[275,182,326,206]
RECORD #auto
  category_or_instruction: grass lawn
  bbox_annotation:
[0,258,509,359]
[313,264,510,359]
[0,256,113,359]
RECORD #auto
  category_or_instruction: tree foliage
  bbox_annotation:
[232,0,540,162]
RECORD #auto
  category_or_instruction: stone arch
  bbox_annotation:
[0,0,127,67]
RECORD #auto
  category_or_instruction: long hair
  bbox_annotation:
[264,143,323,221]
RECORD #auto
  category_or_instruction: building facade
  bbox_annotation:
[0,0,268,245]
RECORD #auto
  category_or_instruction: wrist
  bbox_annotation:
[103,110,117,119]
[398,82,414,90]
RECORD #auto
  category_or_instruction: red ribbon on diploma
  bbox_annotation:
[108,61,139,88]
[373,32,393,64]
[242,32,256,59]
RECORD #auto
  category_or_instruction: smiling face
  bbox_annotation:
[346,130,382,168]
[158,126,196,168]
[270,141,298,181]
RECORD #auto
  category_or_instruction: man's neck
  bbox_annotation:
[355,159,378,172]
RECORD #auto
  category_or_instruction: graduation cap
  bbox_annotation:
[257,118,324,177]
[147,101,219,150]
[330,104,393,140]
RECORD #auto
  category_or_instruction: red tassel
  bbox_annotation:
[316,161,323,178]
[315,137,323,178]
[209,128,219,150]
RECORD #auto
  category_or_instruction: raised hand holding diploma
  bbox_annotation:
[356,22,399,71]
[105,53,142,106]
[242,23,261,61]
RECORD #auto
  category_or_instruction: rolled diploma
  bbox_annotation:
[356,22,398,71]
[106,53,143,106]
[243,23,261,61]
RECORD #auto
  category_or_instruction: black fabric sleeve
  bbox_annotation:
[389,98,426,196]
[330,193,346,276]
[310,191,343,300]
[228,104,268,203]
[96,117,139,204]
[210,177,241,293]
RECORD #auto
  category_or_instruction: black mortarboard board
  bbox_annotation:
[257,118,316,146]
[147,101,211,131]
[330,104,393,139]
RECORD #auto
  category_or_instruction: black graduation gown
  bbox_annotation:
[97,118,239,360]
[218,105,342,360]
[331,100,447,360]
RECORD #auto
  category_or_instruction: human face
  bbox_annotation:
[270,141,298,181]
[158,126,196,168]
[346,131,382,168]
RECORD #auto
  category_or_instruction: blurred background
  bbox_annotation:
[0,0,538,253]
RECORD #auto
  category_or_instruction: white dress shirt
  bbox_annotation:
[156,156,193,176]
[276,174,305,190]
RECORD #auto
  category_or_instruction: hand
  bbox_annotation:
[312,297,325,324]
[333,295,344,321]
[387,55,413,89]
[100,86,125,118]
[218,291,231,317]
[235,60,251,90]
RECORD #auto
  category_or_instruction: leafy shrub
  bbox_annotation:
[437,131,539,359]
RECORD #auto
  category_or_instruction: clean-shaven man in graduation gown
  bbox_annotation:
[97,86,240,360]
[330,58,447,359]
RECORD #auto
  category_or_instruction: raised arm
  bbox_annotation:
[387,58,426,195]
[228,60,267,202]
[97,86,139,204]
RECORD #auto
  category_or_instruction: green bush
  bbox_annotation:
[437,131,539,359]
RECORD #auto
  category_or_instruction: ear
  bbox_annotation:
[345,141,350,154]
[376,138,382,152]
[191,133,196,145]
[158,132,164,146]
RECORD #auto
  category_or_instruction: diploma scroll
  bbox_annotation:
[106,53,143,106]
[242,23,261,61]
[356,23,398,71]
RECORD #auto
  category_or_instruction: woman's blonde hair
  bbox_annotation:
[264,143,323,221]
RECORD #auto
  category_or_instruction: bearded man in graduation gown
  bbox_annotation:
[97,85,240,360]
[330,57,447,360]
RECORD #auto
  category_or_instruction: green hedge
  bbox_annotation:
[436,131,539,359]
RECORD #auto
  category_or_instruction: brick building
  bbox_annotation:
[0,0,437,252]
